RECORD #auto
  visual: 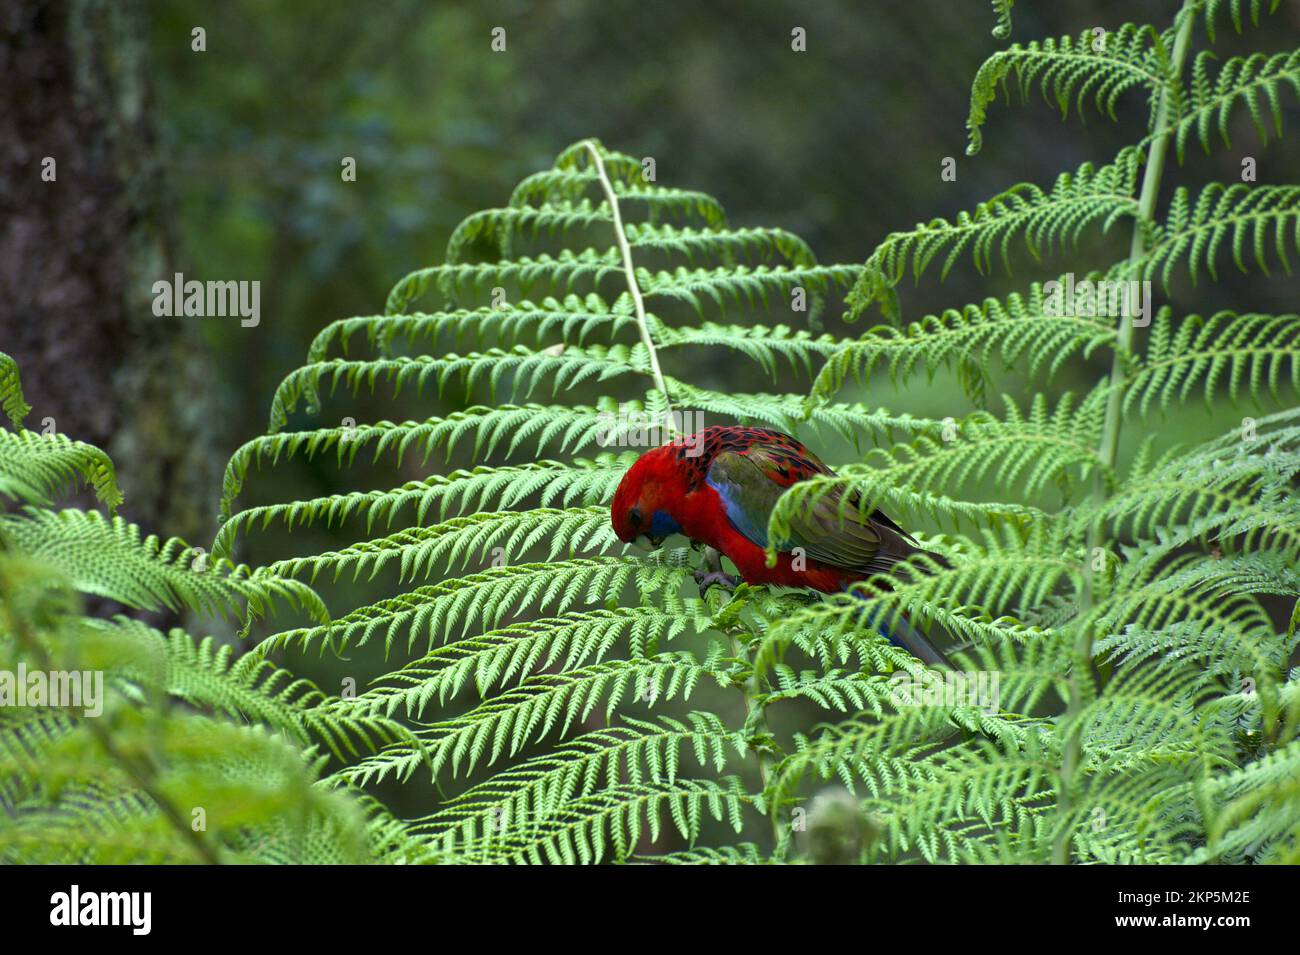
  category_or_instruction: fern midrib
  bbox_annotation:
[582,140,796,852]
[1136,341,1300,372]
[990,38,1169,91]
[1146,201,1300,269]
[1102,476,1300,551]
[1149,56,1300,145]
[868,187,1142,277]
[1053,0,1199,866]
[583,141,673,411]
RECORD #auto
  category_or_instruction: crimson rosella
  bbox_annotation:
[610,425,951,667]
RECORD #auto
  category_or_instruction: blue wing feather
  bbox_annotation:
[704,473,772,547]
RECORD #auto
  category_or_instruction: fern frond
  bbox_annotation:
[848,150,1141,319]
[664,380,939,442]
[772,391,1109,542]
[638,263,860,318]
[0,429,122,511]
[267,345,642,432]
[217,456,630,558]
[655,321,839,379]
[264,506,618,585]
[1124,310,1300,413]
[307,294,635,361]
[635,843,770,864]
[333,652,721,785]
[220,401,630,520]
[624,221,815,266]
[386,248,625,314]
[510,153,726,227]
[260,554,692,657]
[0,352,30,428]
[0,507,326,623]
[485,776,750,865]
[770,706,1050,855]
[1143,181,1300,287]
[1195,736,1300,863]
[1094,418,1300,559]
[1170,48,1300,158]
[1188,0,1283,45]
[346,605,712,718]
[1091,553,1286,690]
[989,0,1014,40]
[967,25,1169,155]
[411,712,745,859]
[760,667,898,714]
[812,277,1121,403]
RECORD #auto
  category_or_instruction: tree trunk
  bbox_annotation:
[0,0,219,541]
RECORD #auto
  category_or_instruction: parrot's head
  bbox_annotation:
[611,443,690,549]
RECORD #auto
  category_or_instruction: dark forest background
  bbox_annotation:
[6,0,1295,543]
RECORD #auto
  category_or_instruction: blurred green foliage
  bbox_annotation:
[143,1,1299,839]
[150,0,1298,459]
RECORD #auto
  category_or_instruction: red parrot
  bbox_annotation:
[610,425,950,667]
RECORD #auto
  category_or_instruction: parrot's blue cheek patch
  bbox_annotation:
[649,510,683,538]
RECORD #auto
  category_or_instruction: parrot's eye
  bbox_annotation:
[627,506,643,529]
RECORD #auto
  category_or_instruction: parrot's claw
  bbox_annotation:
[694,568,739,594]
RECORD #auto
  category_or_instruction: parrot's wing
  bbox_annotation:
[705,449,918,577]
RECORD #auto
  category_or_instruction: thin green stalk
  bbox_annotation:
[699,551,783,847]
[588,142,782,849]
[729,632,775,790]
[707,581,784,850]
[1052,2,1198,865]
[584,140,673,413]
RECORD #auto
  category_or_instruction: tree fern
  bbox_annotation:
[782,0,1300,865]
[5,1,1298,866]
[0,361,415,863]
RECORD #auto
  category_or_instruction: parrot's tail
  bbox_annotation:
[854,598,953,670]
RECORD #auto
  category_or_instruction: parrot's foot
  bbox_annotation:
[694,568,739,594]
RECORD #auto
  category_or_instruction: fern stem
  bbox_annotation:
[704,578,784,850]
[1051,1,1198,865]
[727,626,784,847]
[583,141,674,412]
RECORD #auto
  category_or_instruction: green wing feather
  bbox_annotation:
[706,444,919,577]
